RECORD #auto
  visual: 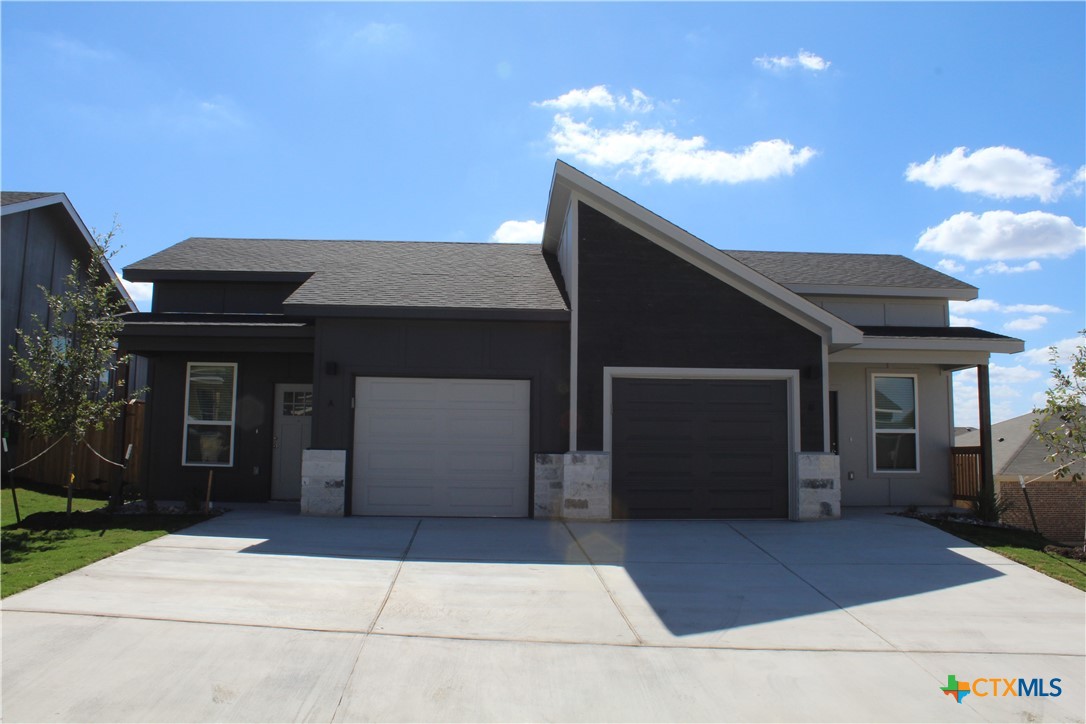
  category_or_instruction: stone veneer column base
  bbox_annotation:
[533,452,611,520]
[300,449,346,517]
[795,452,841,520]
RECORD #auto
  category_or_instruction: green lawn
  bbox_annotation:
[922,517,1086,591]
[1,482,210,598]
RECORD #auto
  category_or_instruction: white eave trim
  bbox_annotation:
[783,283,977,301]
[848,335,1024,354]
[540,161,863,347]
[2,193,136,312]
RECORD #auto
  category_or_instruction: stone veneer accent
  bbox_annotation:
[534,452,611,520]
[300,449,346,517]
[795,452,841,520]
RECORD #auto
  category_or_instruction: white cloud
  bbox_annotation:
[352,22,409,47]
[121,279,153,311]
[949,315,980,327]
[905,146,1067,202]
[915,210,1085,261]
[973,260,1042,275]
[1003,303,1068,314]
[991,364,1044,385]
[47,35,116,63]
[1004,315,1048,332]
[548,114,816,184]
[754,50,830,72]
[953,368,1021,426]
[936,258,966,274]
[1022,335,1086,367]
[950,298,1001,314]
[490,220,543,244]
[534,86,655,113]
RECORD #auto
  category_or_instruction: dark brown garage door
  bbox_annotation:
[611,378,789,519]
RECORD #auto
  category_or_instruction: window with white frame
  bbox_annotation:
[872,374,918,472]
[182,362,237,466]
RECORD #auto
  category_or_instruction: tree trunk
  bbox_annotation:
[66,439,76,517]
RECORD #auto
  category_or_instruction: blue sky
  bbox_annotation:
[3,2,1084,425]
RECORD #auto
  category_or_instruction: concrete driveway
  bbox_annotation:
[2,507,1083,723]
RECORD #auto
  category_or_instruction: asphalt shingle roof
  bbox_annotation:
[858,326,1019,341]
[127,238,569,313]
[723,250,974,291]
[2,191,61,207]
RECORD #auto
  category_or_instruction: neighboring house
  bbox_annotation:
[957,414,1085,545]
[1,192,141,407]
[119,162,1023,518]
[2,191,146,481]
[956,413,1086,483]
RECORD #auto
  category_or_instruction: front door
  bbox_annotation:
[271,383,313,500]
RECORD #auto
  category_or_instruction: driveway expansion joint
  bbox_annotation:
[561,520,645,645]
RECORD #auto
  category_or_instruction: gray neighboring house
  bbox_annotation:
[2,191,143,408]
[957,413,1086,482]
[119,161,1025,519]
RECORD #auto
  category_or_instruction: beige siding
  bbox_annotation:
[831,362,953,506]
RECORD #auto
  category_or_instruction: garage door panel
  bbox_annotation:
[446,449,522,475]
[353,377,530,517]
[363,412,440,439]
[446,380,525,406]
[447,485,516,508]
[444,412,526,444]
[612,377,789,519]
[366,484,434,508]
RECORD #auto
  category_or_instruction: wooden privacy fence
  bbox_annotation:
[5,401,144,490]
[951,445,983,501]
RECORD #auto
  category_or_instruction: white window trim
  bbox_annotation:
[870,372,919,474]
[182,361,238,468]
[602,366,801,518]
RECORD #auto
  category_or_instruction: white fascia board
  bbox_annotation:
[851,336,1024,354]
[545,162,862,347]
[784,284,977,301]
[4,192,137,312]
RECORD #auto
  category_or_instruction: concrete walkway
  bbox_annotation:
[2,507,1083,722]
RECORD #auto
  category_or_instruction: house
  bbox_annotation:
[1,192,140,404]
[118,162,1024,519]
[957,414,1085,544]
[2,191,146,486]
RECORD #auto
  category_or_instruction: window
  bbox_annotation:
[182,362,237,466]
[872,374,918,472]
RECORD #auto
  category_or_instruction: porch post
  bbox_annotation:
[977,363,995,502]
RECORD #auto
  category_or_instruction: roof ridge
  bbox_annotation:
[182,237,540,247]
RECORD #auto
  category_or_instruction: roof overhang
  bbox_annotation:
[541,161,863,349]
[283,304,570,322]
[783,283,977,301]
[3,192,137,312]
[830,328,1024,370]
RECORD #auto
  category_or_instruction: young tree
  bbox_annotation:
[1032,331,1086,482]
[7,223,139,515]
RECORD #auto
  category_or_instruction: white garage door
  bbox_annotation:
[352,377,530,517]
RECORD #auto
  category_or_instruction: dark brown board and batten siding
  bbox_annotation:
[575,202,824,452]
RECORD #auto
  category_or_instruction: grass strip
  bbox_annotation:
[922,517,1086,591]
[2,483,210,598]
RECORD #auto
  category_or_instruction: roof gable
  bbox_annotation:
[541,161,863,347]
[1,191,136,312]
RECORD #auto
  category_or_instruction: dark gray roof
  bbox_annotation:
[2,191,61,207]
[858,326,1019,341]
[126,238,569,314]
[724,250,974,292]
